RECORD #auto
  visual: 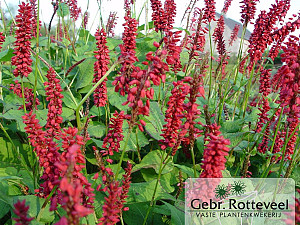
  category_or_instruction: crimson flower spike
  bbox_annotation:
[28,0,41,37]
[106,11,118,37]
[269,13,300,60]
[164,0,176,31]
[113,12,139,96]
[54,144,94,225]
[93,28,110,107]
[45,67,64,139]
[201,124,230,178]
[240,0,259,26]
[229,24,240,46]
[212,15,226,56]
[0,32,5,50]
[275,35,300,160]
[98,161,132,225]
[222,0,232,14]
[247,0,291,69]
[203,0,216,23]
[102,111,127,156]
[11,2,33,78]
[160,80,190,154]
[66,0,81,21]
[150,0,167,32]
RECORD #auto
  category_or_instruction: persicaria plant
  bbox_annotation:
[0,0,299,224]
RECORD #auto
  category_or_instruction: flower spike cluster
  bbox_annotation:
[54,144,94,225]
[229,24,240,46]
[96,157,133,225]
[106,11,118,37]
[11,2,33,78]
[160,80,190,153]
[203,0,216,23]
[93,28,110,107]
[240,0,259,25]
[222,0,232,14]
[102,111,127,156]
[201,124,230,178]
[275,35,300,160]
[113,14,139,96]
[45,68,64,138]
[0,32,5,50]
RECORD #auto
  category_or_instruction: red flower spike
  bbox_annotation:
[248,0,291,68]
[0,32,5,50]
[120,162,132,208]
[11,2,33,78]
[102,111,125,156]
[164,0,176,31]
[83,11,89,29]
[29,0,42,37]
[269,14,300,60]
[229,24,240,46]
[240,0,259,25]
[222,0,232,14]
[93,28,110,107]
[44,67,64,139]
[150,0,167,32]
[212,15,226,56]
[106,12,118,37]
[203,0,216,23]
[160,80,190,153]
[54,144,94,224]
[13,200,34,225]
[66,0,81,21]
[275,36,300,160]
[201,124,230,178]
[113,15,139,96]
[164,31,182,73]
[98,181,122,225]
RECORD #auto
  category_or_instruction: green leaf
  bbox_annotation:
[1,36,16,49]
[107,87,128,111]
[75,57,96,90]
[221,119,244,133]
[132,150,173,174]
[0,200,9,219]
[57,3,69,17]
[141,169,175,193]
[87,121,106,138]
[0,48,14,62]
[163,201,184,225]
[78,29,96,43]
[142,102,165,140]
[174,164,198,177]
[62,91,81,110]
[106,38,122,51]
[120,123,149,152]
[127,179,174,203]
[123,202,164,225]
[61,107,75,122]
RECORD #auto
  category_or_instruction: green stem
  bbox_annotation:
[75,62,118,130]
[190,145,197,177]
[115,131,132,180]
[143,151,170,225]
[33,0,40,111]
